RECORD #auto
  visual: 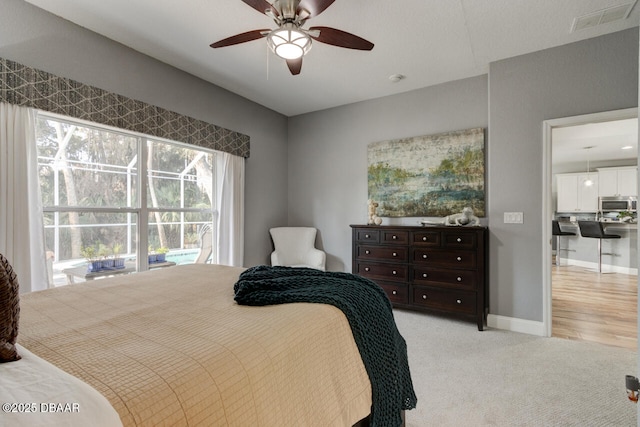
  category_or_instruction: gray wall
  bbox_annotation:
[287,76,489,271]
[489,28,638,321]
[288,28,638,323]
[0,0,289,267]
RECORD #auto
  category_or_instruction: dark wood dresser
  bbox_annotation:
[350,225,488,330]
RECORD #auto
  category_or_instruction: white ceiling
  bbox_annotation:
[24,0,640,117]
[553,118,638,167]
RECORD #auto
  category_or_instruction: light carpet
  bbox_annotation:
[393,309,637,427]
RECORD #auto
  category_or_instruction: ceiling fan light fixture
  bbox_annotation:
[210,1,374,75]
[267,25,312,60]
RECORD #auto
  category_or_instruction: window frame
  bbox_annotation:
[37,111,218,274]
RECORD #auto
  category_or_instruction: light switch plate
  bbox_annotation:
[504,212,524,224]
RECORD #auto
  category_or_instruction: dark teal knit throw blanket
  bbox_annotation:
[234,265,417,427]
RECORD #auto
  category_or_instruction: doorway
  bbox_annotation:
[542,107,638,348]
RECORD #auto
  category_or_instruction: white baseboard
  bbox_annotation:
[487,314,545,336]
[562,258,638,275]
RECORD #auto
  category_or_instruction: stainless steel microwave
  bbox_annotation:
[599,196,637,212]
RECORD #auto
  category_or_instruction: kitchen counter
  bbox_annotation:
[554,220,637,273]
[557,219,637,229]
[599,221,637,229]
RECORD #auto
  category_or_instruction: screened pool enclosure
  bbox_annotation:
[36,114,217,285]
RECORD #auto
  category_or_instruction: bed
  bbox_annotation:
[1,263,415,426]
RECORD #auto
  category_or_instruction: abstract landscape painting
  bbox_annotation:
[368,128,485,217]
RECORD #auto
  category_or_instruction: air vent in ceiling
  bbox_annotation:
[571,1,637,32]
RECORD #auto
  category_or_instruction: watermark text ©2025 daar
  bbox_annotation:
[2,402,80,413]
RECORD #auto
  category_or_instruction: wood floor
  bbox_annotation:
[552,264,637,350]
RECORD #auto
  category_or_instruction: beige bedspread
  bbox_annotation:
[18,264,372,426]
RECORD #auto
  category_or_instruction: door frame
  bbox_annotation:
[542,107,638,337]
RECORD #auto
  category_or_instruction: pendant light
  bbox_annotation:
[584,146,594,187]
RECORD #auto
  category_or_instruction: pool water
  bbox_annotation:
[165,249,200,265]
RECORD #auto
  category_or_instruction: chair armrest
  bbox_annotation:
[306,249,326,271]
[271,251,282,266]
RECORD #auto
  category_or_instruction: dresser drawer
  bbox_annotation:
[355,229,380,243]
[443,231,477,249]
[412,230,441,246]
[412,287,476,315]
[381,230,409,245]
[378,281,409,304]
[355,262,408,282]
[357,245,408,262]
[412,267,477,289]
[412,249,477,268]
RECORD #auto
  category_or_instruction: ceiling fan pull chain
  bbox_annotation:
[266,42,270,81]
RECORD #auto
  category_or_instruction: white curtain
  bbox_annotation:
[216,152,245,267]
[0,103,48,293]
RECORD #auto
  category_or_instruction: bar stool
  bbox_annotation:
[577,221,621,273]
[552,220,575,266]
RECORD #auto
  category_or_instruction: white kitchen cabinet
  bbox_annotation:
[597,167,637,197]
[556,173,599,212]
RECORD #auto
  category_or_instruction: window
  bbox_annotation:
[36,113,216,285]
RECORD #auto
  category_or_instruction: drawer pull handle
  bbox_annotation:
[422,294,428,300]
[392,252,397,257]
[422,237,428,241]
[456,299,462,304]
[392,235,397,240]
[457,237,462,243]
[422,254,427,259]
[456,256,462,261]
[365,234,370,238]
[422,273,428,278]
[364,267,370,272]
[457,277,462,282]
[392,290,397,295]
[392,270,397,275]
[365,250,370,254]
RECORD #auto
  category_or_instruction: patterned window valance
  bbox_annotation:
[0,57,250,158]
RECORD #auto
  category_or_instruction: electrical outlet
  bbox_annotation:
[504,212,524,224]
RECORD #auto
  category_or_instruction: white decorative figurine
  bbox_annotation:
[367,199,382,225]
[443,207,480,226]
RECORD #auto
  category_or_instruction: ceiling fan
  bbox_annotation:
[210,0,374,75]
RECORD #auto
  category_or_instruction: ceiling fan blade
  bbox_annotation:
[297,0,335,18]
[241,0,278,16]
[308,26,374,50]
[286,57,302,75]
[210,29,270,48]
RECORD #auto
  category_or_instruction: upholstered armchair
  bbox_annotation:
[269,227,326,271]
